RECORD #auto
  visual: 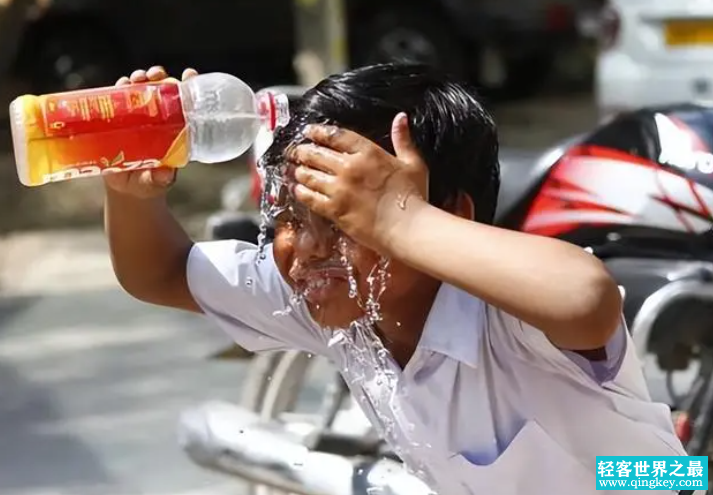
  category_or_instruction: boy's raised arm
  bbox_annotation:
[390,207,623,352]
[103,67,200,313]
[105,185,199,312]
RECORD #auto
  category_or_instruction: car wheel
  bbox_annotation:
[353,9,466,77]
[22,27,122,93]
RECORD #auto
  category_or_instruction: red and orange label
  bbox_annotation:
[15,82,190,187]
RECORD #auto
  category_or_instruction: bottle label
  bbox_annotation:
[43,83,185,137]
[19,82,190,186]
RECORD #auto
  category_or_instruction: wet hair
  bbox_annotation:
[261,63,500,224]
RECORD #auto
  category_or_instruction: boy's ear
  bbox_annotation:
[448,191,475,220]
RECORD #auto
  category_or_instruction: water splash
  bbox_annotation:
[338,237,358,299]
[255,123,306,262]
[255,165,279,262]
[363,256,391,324]
[254,119,435,481]
[272,291,305,317]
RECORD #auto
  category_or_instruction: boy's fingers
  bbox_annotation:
[303,124,367,154]
[391,112,423,167]
[130,168,175,191]
[130,69,148,83]
[152,168,177,187]
[115,76,131,86]
[289,143,344,174]
[293,184,332,219]
[146,66,168,81]
[294,165,336,196]
[182,68,199,81]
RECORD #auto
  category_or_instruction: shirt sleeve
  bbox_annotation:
[186,240,328,354]
[488,306,638,387]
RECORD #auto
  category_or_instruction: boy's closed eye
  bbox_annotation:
[272,165,336,231]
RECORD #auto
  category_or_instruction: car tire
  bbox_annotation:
[352,8,466,78]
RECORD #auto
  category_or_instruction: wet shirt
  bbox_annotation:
[187,240,687,495]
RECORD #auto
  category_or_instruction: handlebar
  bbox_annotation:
[178,401,432,495]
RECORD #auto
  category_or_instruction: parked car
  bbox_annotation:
[348,0,589,97]
[595,0,713,119]
[11,0,296,93]
[11,0,589,98]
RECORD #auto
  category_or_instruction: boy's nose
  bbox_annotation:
[294,214,336,260]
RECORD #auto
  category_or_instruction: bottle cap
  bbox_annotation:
[257,91,290,131]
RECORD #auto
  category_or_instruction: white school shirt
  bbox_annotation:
[187,240,687,495]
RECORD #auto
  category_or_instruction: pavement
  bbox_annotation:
[0,226,339,495]
[0,228,255,495]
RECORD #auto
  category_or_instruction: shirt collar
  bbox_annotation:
[417,283,486,368]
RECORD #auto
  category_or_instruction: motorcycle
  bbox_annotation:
[180,92,713,495]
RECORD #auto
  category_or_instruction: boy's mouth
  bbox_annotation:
[290,262,350,304]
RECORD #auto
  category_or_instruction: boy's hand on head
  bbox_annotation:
[103,66,198,199]
[288,113,429,254]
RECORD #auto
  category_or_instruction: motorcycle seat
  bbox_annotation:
[495,149,547,224]
[495,137,581,225]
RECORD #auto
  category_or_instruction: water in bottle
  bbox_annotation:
[9,73,290,187]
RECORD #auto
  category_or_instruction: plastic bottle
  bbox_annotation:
[9,73,290,187]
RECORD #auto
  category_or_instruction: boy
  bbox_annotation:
[106,64,685,494]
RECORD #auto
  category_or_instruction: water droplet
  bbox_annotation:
[362,256,390,324]
[396,321,402,327]
[338,236,359,299]
[273,307,292,317]
[396,194,408,210]
[255,168,274,263]
[245,277,254,287]
[328,330,347,347]
[273,290,305,317]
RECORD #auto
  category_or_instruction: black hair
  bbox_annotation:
[261,63,500,224]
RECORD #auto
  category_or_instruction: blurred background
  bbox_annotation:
[0,0,703,494]
[0,0,605,232]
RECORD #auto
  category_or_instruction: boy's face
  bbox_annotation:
[271,205,431,328]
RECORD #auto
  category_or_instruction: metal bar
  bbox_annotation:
[179,402,436,495]
[293,0,348,86]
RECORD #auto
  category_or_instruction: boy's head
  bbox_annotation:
[261,63,500,329]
